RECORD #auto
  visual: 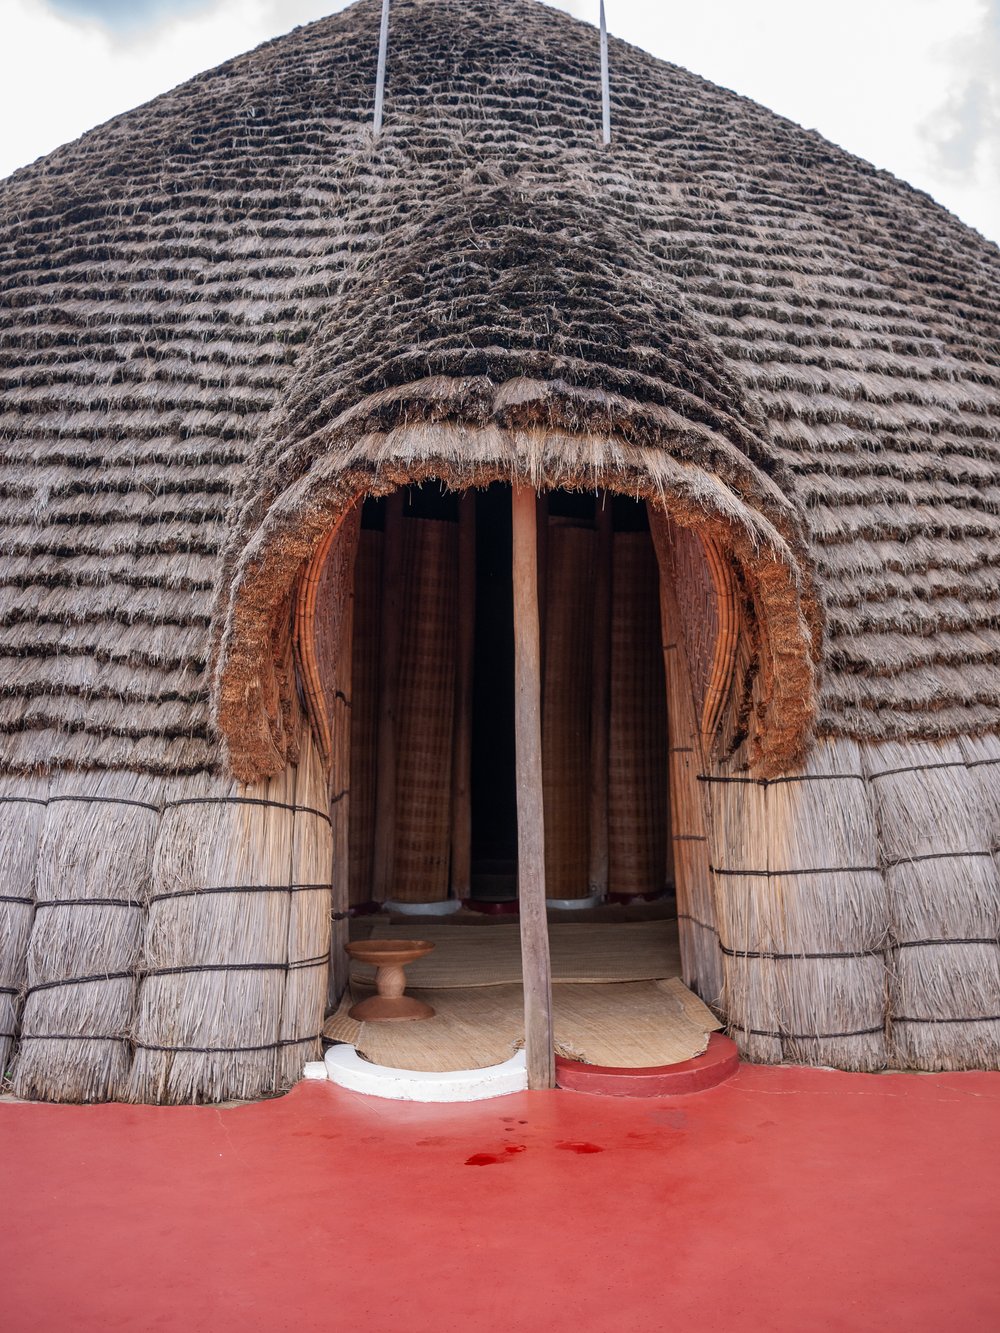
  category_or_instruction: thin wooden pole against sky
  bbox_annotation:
[373,0,391,133]
[600,0,611,145]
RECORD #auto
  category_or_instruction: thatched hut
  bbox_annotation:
[2,0,999,1103]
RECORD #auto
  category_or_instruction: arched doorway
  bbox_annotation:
[297,481,738,1087]
[215,433,818,1089]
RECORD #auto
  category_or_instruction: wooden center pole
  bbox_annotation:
[511,483,555,1090]
[372,491,405,902]
[588,493,612,899]
[450,491,476,901]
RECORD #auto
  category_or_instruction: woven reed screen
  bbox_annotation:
[542,522,596,898]
[669,524,717,724]
[392,517,458,902]
[609,531,669,896]
[313,508,359,912]
[348,529,382,905]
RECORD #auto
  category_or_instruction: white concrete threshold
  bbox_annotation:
[546,892,603,911]
[318,1044,528,1102]
[383,898,463,916]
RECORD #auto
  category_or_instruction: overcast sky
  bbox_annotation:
[2,0,998,245]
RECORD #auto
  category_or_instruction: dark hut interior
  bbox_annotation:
[343,484,668,910]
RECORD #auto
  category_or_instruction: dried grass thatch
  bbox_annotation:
[127,728,331,1103]
[1,0,1000,1091]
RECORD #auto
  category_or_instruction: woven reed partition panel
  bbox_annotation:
[392,517,458,902]
[542,522,595,898]
[314,508,359,913]
[648,508,724,1004]
[348,530,382,905]
[670,525,717,725]
[609,532,668,897]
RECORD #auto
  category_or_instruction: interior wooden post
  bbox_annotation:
[511,482,555,1090]
[588,492,612,899]
[372,491,405,902]
[450,490,476,901]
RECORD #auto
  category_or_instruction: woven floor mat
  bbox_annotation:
[348,920,681,989]
[323,977,720,1073]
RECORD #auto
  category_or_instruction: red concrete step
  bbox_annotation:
[555,1032,739,1096]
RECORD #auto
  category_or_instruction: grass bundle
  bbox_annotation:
[128,728,330,1104]
[764,739,887,1072]
[865,737,1000,1071]
[391,517,458,903]
[278,728,333,1087]
[707,773,782,1064]
[13,771,164,1102]
[0,775,48,1083]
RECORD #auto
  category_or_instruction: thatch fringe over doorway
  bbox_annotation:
[216,444,817,1086]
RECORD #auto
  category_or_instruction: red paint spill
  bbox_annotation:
[556,1141,604,1154]
[466,1144,525,1165]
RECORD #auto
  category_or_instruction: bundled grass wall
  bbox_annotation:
[13,773,165,1101]
[0,726,332,1104]
[0,775,48,1082]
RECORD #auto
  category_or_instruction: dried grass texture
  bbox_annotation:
[8,0,995,779]
[0,726,332,1103]
[2,0,1000,1091]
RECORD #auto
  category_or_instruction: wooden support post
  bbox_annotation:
[372,491,405,903]
[512,483,555,1090]
[588,493,612,899]
[450,491,476,901]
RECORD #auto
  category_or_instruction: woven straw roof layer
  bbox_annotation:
[2,0,1000,774]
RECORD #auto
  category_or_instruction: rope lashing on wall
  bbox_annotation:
[373,0,391,133]
[599,1,611,145]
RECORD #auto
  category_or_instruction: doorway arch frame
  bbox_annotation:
[212,431,819,1086]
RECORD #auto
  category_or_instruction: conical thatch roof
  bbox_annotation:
[2,0,999,781]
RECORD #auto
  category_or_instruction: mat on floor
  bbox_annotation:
[323,977,721,1072]
[348,920,681,989]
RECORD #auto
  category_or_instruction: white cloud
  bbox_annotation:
[1,0,997,244]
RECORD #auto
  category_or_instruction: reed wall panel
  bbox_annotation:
[12,772,165,1102]
[278,728,333,1088]
[649,508,723,1004]
[707,739,889,1069]
[391,517,458,903]
[542,523,594,899]
[127,731,332,1104]
[608,531,668,898]
[863,737,1000,1070]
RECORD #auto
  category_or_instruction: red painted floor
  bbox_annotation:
[4,1066,999,1332]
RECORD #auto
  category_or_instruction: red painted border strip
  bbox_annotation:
[555,1032,739,1097]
